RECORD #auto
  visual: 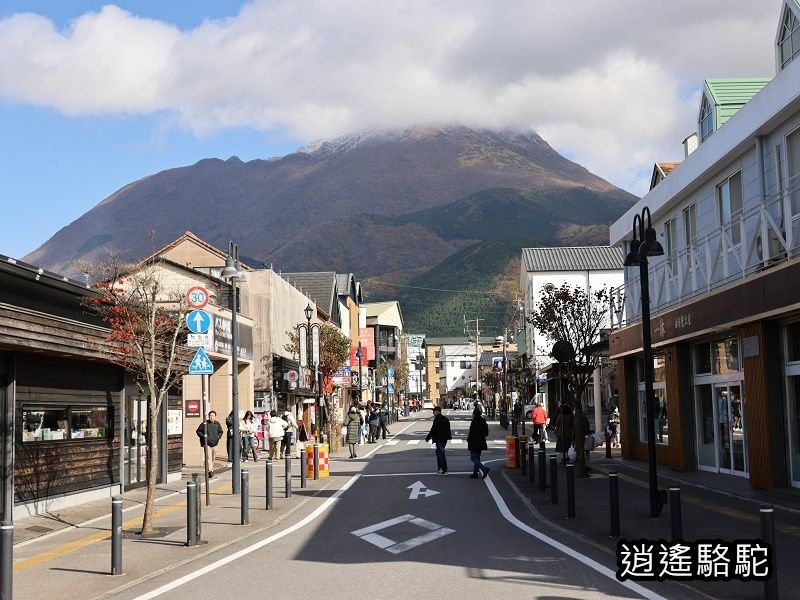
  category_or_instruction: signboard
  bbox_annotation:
[351,372,360,388]
[188,333,212,347]
[285,370,299,383]
[359,328,376,361]
[350,346,367,368]
[189,347,214,375]
[211,315,254,360]
[186,286,209,309]
[387,368,395,378]
[186,309,211,334]
[387,383,395,394]
[332,365,352,386]
[167,410,183,435]
[185,399,201,417]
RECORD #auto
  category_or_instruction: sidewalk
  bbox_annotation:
[8,439,364,600]
[496,434,799,600]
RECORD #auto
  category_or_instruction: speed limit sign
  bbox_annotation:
[186,286,209,309]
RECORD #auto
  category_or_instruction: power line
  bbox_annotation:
[366,280,506,295]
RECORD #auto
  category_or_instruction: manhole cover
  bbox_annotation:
[26,525,54,533]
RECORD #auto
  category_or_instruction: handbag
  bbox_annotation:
[340,425,347,437]
[567,445,577,461]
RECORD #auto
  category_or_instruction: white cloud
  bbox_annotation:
[0,0,781,194]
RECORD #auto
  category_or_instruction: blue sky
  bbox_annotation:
[0,1,777,261]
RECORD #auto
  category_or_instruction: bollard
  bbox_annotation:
[111,495,123,573]
[511,420,518,437]
[760,506,779,600]
[549,455,558,504]
[669,486,682,540]
[192,473,202,540]
[520,440,527,473]
[605,434,612,459]
[528,445,536,484]
[266,459,274,510]
[186,481,197,547]
[514,436,521,467]
[1,520,13,599]
[285,454,292,498]
[609,472,620,537]
[538,449,546,493]
[566,463,575,519]
[241,468,250,525]
[313,443,320,480]
[300,449,307,488]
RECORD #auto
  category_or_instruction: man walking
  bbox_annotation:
[425,406,452,475]
[379,403,390,439]
[196,410,224,479]
[532,401,548,444]
[467,407,490,479]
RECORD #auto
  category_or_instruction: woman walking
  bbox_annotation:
[346,405,362,458]
[467,407,490,479]
[240,410,259,462]
[267,411,288,460]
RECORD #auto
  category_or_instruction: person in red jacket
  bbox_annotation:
[531,402,548,444]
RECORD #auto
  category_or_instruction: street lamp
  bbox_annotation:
[624,206,666,518]
[298,304,321,442]
[221,241,244,494]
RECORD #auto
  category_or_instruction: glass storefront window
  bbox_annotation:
[22,405,111,442]
[787,322,800,363]
[636,354,668,445]
[695,344,712,374]
[713,338,740,374]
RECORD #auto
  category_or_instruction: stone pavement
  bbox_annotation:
[494,424,800,600]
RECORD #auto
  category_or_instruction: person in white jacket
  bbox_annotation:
[268,411,289,460]
[240,410,259,461]
[281,409,299,459]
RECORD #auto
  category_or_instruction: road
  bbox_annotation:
[108,411,705,600]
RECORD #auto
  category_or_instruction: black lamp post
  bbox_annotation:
[299,304,321,442]
[624,206,666,518]
[221,242,244,494]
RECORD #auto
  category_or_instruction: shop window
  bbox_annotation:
[787,322,800,363]
[713,338,740,374]
[636,355,668,445]
[22,405,111,443]
[695,344,712,374]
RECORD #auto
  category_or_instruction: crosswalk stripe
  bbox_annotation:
[407,440,420,445]
[386,440,399,446]
[451,439,463,444]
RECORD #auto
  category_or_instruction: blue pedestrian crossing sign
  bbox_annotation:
[186,310,211,334]
[387,383,395,394]
[189,347,214,375]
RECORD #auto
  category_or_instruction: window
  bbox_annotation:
[22,405,111,442]
[450,361,454,367]
[636,355,668,445]
[718,171,743,246]
[788,129,800,214]
[664,218,677,275]
[459,361,471,369]
[434,350,440,358]
[683,204,697,247]
[787,322,800,363]
[694,337,741,375]
[779,8,800,69]
[699,95,714,142]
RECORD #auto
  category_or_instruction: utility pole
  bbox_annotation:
[464,315,484,412]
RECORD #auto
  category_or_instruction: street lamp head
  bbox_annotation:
[304,303,313,322]
[638,206,664,257]
[221,255,241,280]
[624,214,642,266]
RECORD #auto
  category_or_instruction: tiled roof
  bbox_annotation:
[521,246,623,272]
[657,162,680,177]
[705,78,771,128]
[280,272,337,313]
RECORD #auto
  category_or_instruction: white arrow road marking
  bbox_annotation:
[407,480,439,500]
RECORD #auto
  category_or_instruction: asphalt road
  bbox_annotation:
[110,411,707,600]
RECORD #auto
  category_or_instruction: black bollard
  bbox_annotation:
[605,433,612,459]
[520,440,527,473]
[266,459,274,510]
[186,481,197,547]
[511,419,518,437]
[566,463,575,519]
[241,468,250,525]
[0,520,11,600]
[300,449,307,489]
[540,437,546,451]
[313,443,320,480]
[514,436,521,467]
[760,506,779,600]
[192,473,202,540]
[669,486,682,540]
[549,455,558,504]
[111,495,123,573]
[609,472,620,537]
[538,449,546,492]
[285,454,292,498]
[528,445,536,484]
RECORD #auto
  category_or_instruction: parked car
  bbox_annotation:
[423,400,435,410]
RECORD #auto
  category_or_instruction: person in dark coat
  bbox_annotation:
[425,406,452,474]
[378,404,390,439]
[345,406,362,459]
[467,407,490,479]
[367,406,380,443]
[553,402,574,463]
[196,410,224,478]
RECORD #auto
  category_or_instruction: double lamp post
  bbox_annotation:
[298,304,322,442]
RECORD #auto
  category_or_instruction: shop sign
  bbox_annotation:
[211,315,254,360]
[186,399,201,417]
[188,333,212,347]
[167,410,183,435]
[359,328,376,360]
[350,347,367,367]
[332,365,352,386]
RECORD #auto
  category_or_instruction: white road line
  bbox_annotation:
[359,420,419,459]
[385,527,455,554]
[407,440,420,445]
[450,439,463,444]
[132,473,362,600]
[361,472,473,477]
[482,476,667,600]
[385,440,399,446]
[352,514,415,536]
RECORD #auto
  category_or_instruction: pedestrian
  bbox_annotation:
[467,407,490,479]
[553,402,574,464]
[379,403,390,439]
[425,405,452,475]
[531,401,548,444]
[196,410,224,478]
[609,407,621,447]
[225,411,235,462]
[358,404,367,445]
[240,410,258,462]
[346,405,362,458]
[281,409,298,459]
[267,410,288,460]
[368,406,379,443]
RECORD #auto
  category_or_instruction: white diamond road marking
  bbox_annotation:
[351,514,455,554]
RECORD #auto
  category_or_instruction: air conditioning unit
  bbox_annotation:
[756,230,786,268]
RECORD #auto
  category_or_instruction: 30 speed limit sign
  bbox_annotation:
[186,286,209,309]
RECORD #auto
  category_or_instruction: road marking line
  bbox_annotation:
[483,476,667,600]
[133,473,362,600]
[361,532,397,549]
[385,440,399,446]
[386,527,454,554]
[407,440,420,445]
[352,514,415,536]
[361,472,472,477]
[451,439,463,444]
[359,420,419,459]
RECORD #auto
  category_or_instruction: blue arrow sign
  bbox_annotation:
[387,368,395,378]
[189,347,214,375]
[186,310,211,334]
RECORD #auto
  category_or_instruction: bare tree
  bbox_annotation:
[82,253,190,535]
[527,283,609,476]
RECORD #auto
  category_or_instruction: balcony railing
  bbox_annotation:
[611,178,800,328]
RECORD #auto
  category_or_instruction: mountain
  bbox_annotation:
[24,126,636,334]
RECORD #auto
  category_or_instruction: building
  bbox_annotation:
[363,301,404,407]
[425,337,498,406]
[404,334,426,406]
[608,0,800,490]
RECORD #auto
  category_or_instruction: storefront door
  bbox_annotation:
[786,376,800,487]
[695,383,747,475]
[124,394,150,488]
